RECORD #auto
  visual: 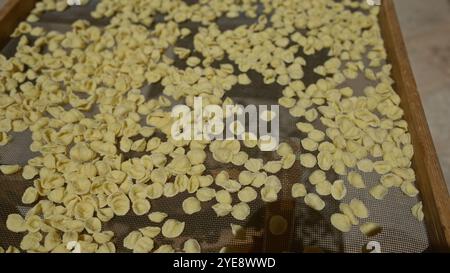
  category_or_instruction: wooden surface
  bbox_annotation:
[0,0,37,48]
[379,0,450,251]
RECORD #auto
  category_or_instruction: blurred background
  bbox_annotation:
[0,0,449,192]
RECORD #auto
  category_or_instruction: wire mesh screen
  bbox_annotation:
[0,0,430,253]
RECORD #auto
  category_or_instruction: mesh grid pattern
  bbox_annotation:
[0,0,430,253]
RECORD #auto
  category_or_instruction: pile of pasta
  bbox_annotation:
[0,0,423,253]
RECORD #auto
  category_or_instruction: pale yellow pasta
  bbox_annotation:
[339,203,359,225]
[187,148,207,165]
[237,187,257,203]
[359,222,382,237]
[147,183,164,199]
[380,173,403,188]
[348,172,366,189]
[21,187,38,204]
[22,165,38,180]
[269,215,288,235]
[299,153,317,168]
[301,138,318,152]
[133,237,154,253]
[315,180,332,196]
[6,214,27,233]
[85,217,102,234]
[215,190,232,204]
[182,197,201,215]
[401,181,419,197]
[304,193,325,211]
[244,158,263,173]
[212,203,232,217]
[238,171,256,186]
[231,202,251,221]
[0,164,21,175]
[132,199,151,215]
[331,180,347,201]
[309,170,326,185]
[369,184,388,200]
[196,187,216,202]
[93,231,114,244]
[183,239,201,253]
[411,201,424,222]
[139,227,161,238]
[263,161,283,174]
[330,213,352,233]
[161,219,185,239]
[350,199,369,219]
[148,212,168,223]
[123,231,142,250]
[248,172,264,188]
[356,159,374,173]
[260,186,278,203]
[291,183,307,198]
[69,143,96,162]
[154,244,175,253]
[107,192,131,216]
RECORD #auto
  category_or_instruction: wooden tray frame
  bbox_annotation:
[1,0,449,252]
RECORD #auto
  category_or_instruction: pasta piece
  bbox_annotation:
[183,239,201,253]
[22,165,38,180]
[359,222,382,237]
[331,180,347,201]
[182,197,201,215]
[148,212,168,223]
[123,231,142,250]
[269,215,288,235]
[401,182,419,197]
[348,172,366,189]
[6,214,27,233]
[22,187,38,204]
[369,184,389,200]
[0,165,21,175]
[212,203,232,217]
[215,190,232,204]
[263,161,283,174]
[315,180,332,196]
[349,199,369,219]
[339,203,359,225]
[196,187,216,202]
[154,245,175,253]
[139,227,161,238]
[304,193,325,211]
[238,171,256,186]
[309,170,326,185]
[132,199,151,216]
[299,153,317,168]
[161,219,185,239]
[411,201,424,222]
[147,183,164,199]
[356,159,374,173]
[291,183,307,198]
[231,203,251,221]
[133,237,154,253]
[237,187,257,203]
[330,213,352,233]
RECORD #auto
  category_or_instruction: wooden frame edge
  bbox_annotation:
[0,0,38,49]
[379,0,450,251]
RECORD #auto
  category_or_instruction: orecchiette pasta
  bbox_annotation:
[183,239,201,253]
[161,219,185,239]
[148,212,168,223]
[182,197,201,215]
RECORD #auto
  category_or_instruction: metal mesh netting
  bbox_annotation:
[0,0,429,253]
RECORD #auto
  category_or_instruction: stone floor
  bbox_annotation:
[396,0,450,192]
[0,0,449,191]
